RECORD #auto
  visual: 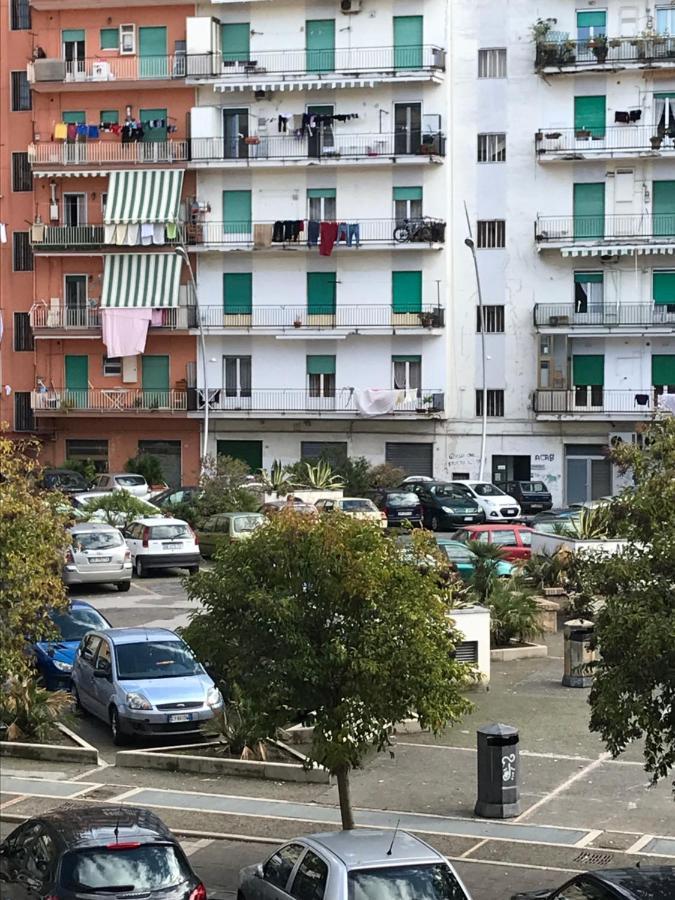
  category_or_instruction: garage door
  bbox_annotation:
[138,440,181,488]
[385,442,433,477]
[217,439,263,473]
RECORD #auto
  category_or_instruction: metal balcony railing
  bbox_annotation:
[29,141,189,167]
[535,215,675,244]
[30,304,191,331]
[29,55,186,85]
[536,126,675,157]
[535,36,675,71]
[190,131,445,163]
[30,225,182,250]
[186,45,445,79]
[188,388,444,414]
[32,389,188,413]
[195,305,445,329]
[534,388,661,415]
[534,303,675,328]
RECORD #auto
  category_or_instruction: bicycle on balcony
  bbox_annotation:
[393,217,436,243]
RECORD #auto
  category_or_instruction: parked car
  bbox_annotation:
[151,485,200,509]
[33,600,112,691]
[239,830,472,900]
[64,522,132,590]
[504,480,553,516]
[123,517,200,577]
[0,807,206,900]
[315,497,387,528]
[260,499,318,518]
[437,539,514,581]
[452,524,534,562]
[530,508,581,534]
[71,626,223,744]
[40,468,89,495]
[451,480,521,522]
[197,512,266,558]
[91,473,150,497]
[511,865,675,899]
[371,489,423,527]
[405,481,484,531]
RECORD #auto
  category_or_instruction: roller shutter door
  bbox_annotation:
[385,442,433,477]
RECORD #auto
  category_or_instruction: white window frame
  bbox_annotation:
[62,192,87,227]
[103,355,122,376]
[656,7,675,35]
[394,197,423,221]
[478,48,507,79]
[223,355,251,397]
[120,24,136,55]
[477,133,506,163]
[392,359,421,390]
[308,196,336,220]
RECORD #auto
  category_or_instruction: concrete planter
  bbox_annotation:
[490,642,548,662]
[450,605,491,682]
[531,531,628,557]
[0,723,99,765]
[263,489,343,505]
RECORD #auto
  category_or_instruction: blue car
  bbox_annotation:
[34,600,111,690]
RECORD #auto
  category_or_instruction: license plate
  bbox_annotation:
[168,713,192,723]
[163,542,181,549]
[530,504,543,510]
[397,510,413,516]
[464,516,474,521]
[90,556,111,563]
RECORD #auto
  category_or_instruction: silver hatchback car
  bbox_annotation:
[71,627,224,745]
[239,830,472,900]
[64,523,132,591]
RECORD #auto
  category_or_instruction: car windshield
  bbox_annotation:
[385,493,419,507]
[72,530,123,551]
[45,472,86,490]
[519,482,547,493]
[150,524,189,540]
[471,483,505,497]
[434,486,473,500]
[442,545,475,561]
[342,499,377,512]
[115,640,202,680]
[116,475,146,486]
[60,845,190,893]
[232,515,263,533]
[349,863,468,900]
[50,607,109,641]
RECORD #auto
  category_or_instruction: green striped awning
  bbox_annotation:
[101,254,182,308]
[104,170,184,225]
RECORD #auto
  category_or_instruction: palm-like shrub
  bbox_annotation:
[487,578,543,647]
[1,676,71,742]
[466,540,508,602]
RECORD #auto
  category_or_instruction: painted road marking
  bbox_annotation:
[394,742,645,766]
[0,777,97,799]
[514,754,610,822]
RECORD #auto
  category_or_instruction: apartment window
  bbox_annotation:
[476,305,505,333]
[11,71,31,111]
[13,232,33,271]
[307,355,336,398]
[11,152,32,192]
[477,220,506,249]
[14,392,34,432]
[100,28,119,50]
[13,313,34,351]
[574,272,604,313]
[65,439,109,472]
[657,7,675,35]
[393,186,423,221]
[100,111,119,125]
[103,356,122,376]
[10,0,30,30]
[307,189,336,221]
[393,355,421,390]
[477,133,506,163]
[478,48,506,79]
[476,389,505,417]
[224,356,252,397]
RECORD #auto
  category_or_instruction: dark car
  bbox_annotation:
[152,486,201,509]
[33,599,111,691]
[405,481,484,531]
[41,468,89,495]
[504,480,553,516]
[0,806,206,900]
[511,865,675,899]
[372,489,423,527]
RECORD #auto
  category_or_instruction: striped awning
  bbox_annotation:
[101,254,182,308]
[104,169,184,225]
[560,244,675,258]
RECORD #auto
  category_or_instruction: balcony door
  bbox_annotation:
[142,354,170,408]
[574,183,605,240]
[224,356,252,409]
[307,104,333,159]
[306,20,335,73]
[63,193,86,227]
[65,274,87,327]
[653,180,675,238]
[65,354,88,407]
[575,10,607,63]
[223,108,249,160]
[394,103,422,154]
[572,354,604,409]
[394,16,423,70]
[62,29,85,80]
[139,26,168,79]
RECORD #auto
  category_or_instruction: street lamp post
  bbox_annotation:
[464,206,487,482]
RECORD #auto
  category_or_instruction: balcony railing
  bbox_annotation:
[534,303,675,328]
[186,45,445,80]
[195,305,445,330]
[190,131,445,164]
[30,225,181,250]
[29,141,189,168]
[535,36,675,71]
[32,389,188,413]
[536,126,675,158]
[29,55,186,85]
[535,215,675,245]
[30,304,191,332]
[534,388,664,416]
[188,388,444,415]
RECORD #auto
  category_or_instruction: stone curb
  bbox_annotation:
[490,643,548,662]
[0,723,99,766]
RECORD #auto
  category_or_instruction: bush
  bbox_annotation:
[80,490,159,529]
[486,578,542,647]
[467,540,509,603]
[194,455,261,522]
[0,676,72,743]
[63,457,97,485]
[125,453,165,486]
[522,551,567,591]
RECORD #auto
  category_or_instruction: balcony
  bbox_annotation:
[31,389,188,415]
[30,225,181,253]
[535,215,675,255]
[534,303,675,334]
[195,304,445,333]
[31,0,190,8]
[185,45,446,91]
[29,141,189,173]
[534,388,665,420]
[189,131,445,170]
[29,303,192,337]
[536,126,675,162]
[535,35,675,75]
[28,55,185,92]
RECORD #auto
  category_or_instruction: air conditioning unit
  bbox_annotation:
[341,0,362,14]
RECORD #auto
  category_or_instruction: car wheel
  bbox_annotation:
[134,557,145,578]
[73,684,88,716]
[430,514,439,532]
[237,892,246,900]
[187,565,200,576]
[117,581,131,592]
[110,707,128,746]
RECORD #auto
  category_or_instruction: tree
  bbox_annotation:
[184,512,474,829]
[194,455,260,522]
[81,490,158,529]
[577,416,675,788]
[125,453,165,486]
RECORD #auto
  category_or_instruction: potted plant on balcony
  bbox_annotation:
[589,35,609,63]
[293,317,302,328]
[650,134,663,150]
[418,311,435,328]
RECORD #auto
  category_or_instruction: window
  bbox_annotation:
[100,28,119,50]
[300,442,347,465]
[307,188,336,221]
[476,389,505,417]
[307,272,336,315]
[101,193,108,216]
[653,270,675,314]
[576,11,607,40]
[10,0,30,29]
[477,220,506,248]
[263,844,305,890]
[290,850,328,900]
[553,877,616,900]
[100,110,119,125]
[657,7,675,35]
[13,232,33,271]
[476,305,505,333]
[307,355,335,398]
[11,152,31,191]
[120,24,136,55]
[65,439,109,473]
[478,48,506,78]
[224,356,252,397]
[393,355,421,390]
[393,186,423,221]
[80,634,102,663]
[14,392,34,432]
[574,272,604,313]
[492,530,517,546]
[572,355,604,407]
[652,354,675,391]
[103,356,122,376]
[95,641,112,673]
[654,92,675,133]
[477,133,506,162]
[392,271,422,314]
[223,273,252,315]
[13,313,33,351]
[10,71,31,111]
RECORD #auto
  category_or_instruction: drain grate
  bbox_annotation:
[573,851,614,866]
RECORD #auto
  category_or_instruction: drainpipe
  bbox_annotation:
[464,204,487,482]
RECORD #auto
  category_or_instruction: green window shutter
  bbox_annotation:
[223,190,252,235]
[655,92,675,101]
[574,271,604,283]
[653,181,675,238]
[307,273,336,315]
[307,188,336,199]
[394,15,423,69]
[574,183,605,240]
[223,273,252,314]
[652,355,675,385]
[100,28,118,50]
[392,355,421,363]
[392,271,422,313]
[307,355,335,375]
[574,96,606,137]
[62,29,85,42]
[65,355,88,390]
[573,354,604,386]
[577,11,606,28]
[221,23,250,63]
[141,355,170,390]
[139,107,167,143]
[393,186,423,201]
[62,111,86,124]
[217,440,262,471]
[306,19,335,73]
[100,110,119,125]
[653,271,675,305]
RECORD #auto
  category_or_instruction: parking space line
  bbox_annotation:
[71,784,106,799]
[183,838,215,857]
[0,796,26,811]
[72,764,109,780]
[109,787,145,802]
[625,834,654,854]
[514,754,610,822]
[393,742,645,765]
[573,829,603,848]
[458,838,489,858]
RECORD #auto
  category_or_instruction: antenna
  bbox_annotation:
[113,806,122,844]
[386,819,401,856]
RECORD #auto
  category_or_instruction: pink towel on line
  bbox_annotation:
[101,308,153,357]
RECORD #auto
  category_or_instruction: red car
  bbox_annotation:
[451,524,533,562]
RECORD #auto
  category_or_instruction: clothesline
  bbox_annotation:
[52,117,178,142]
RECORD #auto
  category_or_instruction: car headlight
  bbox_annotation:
[52,660,73,673]
[441,507,456,514]
[126,692,152,711]
[206,687,223,708]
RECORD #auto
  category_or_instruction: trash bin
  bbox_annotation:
[562,619,596,688]
[475,723,520,818]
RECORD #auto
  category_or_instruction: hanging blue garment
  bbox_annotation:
[87,125,99,139]
[76,124,87,137]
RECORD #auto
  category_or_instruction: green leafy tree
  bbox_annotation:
[81,490,158,529]
[184,512,474,828]
[63,457,97,484]
[194,455,260,522]
[125,453,165,486]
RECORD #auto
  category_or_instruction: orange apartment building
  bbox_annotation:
[0,0,200,485]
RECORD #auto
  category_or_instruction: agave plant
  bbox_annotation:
[301,460,345,490]
[567,505,613,540]
[522,551,567,590]
[258,460,296,496]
